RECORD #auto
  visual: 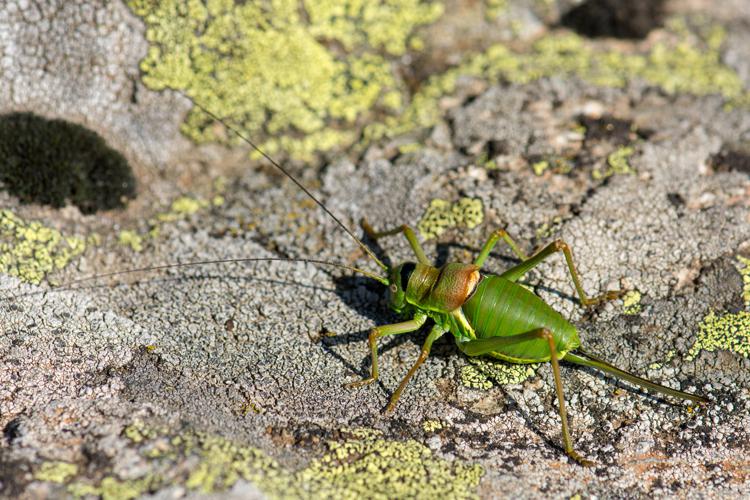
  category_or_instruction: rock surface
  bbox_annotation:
[1,1,749,498]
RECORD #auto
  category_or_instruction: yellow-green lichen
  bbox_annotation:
[128,0,443,160]
[239,400,263,416]
[622,290,642,315]
[0,209,86,284]
[35,461,78,484]
[398,142,423,155]
[535,216,563,240]
[115,194,215,253]
[368,26,749,147]
[593,145,636,180]
[460,364,494,390]
[418,197,484,240]
[422,419,443,433]
[685,257,750,360]
[532,160,549,176]
[531,157,573,176]
[298,428,483,499]
[87,421,482,499]
[183,434,279,493]
[68,476,155,500]
[124,421,160,444]
[736,255,750,308]
[462,357,538,389]
[151,195,210,223]
[130,1,747,162]
[156,196,210,222]
[484,0,508,20]
[686,311,750,361]
[648,349,675,370]
[118,230,144,253]
[171,196,207,215]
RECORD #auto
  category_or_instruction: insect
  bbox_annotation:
[48,98,708,466]
[343,221,709,465]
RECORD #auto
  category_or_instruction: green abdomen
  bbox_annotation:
[461,275,580,363]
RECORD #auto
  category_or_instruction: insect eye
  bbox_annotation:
[400,262,416,291]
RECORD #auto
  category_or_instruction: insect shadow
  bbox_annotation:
[321,273,407,394]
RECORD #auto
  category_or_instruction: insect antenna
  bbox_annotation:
[5,257,388,298]
[186,95,390,278]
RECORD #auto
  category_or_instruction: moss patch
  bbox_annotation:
[0,112,135,214]
[560,0,666,39]
[418,198,484,240]
[0,210,87,284]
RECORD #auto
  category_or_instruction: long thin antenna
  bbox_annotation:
[186,95,389,274]
[47,256,389,291]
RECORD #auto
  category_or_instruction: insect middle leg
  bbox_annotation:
[499,239,622,307]
[474,228,529,267]
[385,323,447,414]
[345,313,427,388]
[360,219,429,264]
[458,329,593,466]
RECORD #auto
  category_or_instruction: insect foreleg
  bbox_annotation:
[345,313,427,389]
[360,219,429,264]
[385,323,447,414]
[499,239,622,307]
[474,228,529,267]
[457,329,593,466]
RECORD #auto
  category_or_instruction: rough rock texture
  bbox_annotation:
[1,1,750,499]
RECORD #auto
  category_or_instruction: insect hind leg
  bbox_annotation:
[499,239,623,307]
[458,328,594,466]
[474,228,529,268]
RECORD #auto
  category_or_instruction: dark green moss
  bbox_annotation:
[561,0,665,40]
[709,142,750,175]
[0,112,136,213]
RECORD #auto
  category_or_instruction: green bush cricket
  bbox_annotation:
[52,98,708,466]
